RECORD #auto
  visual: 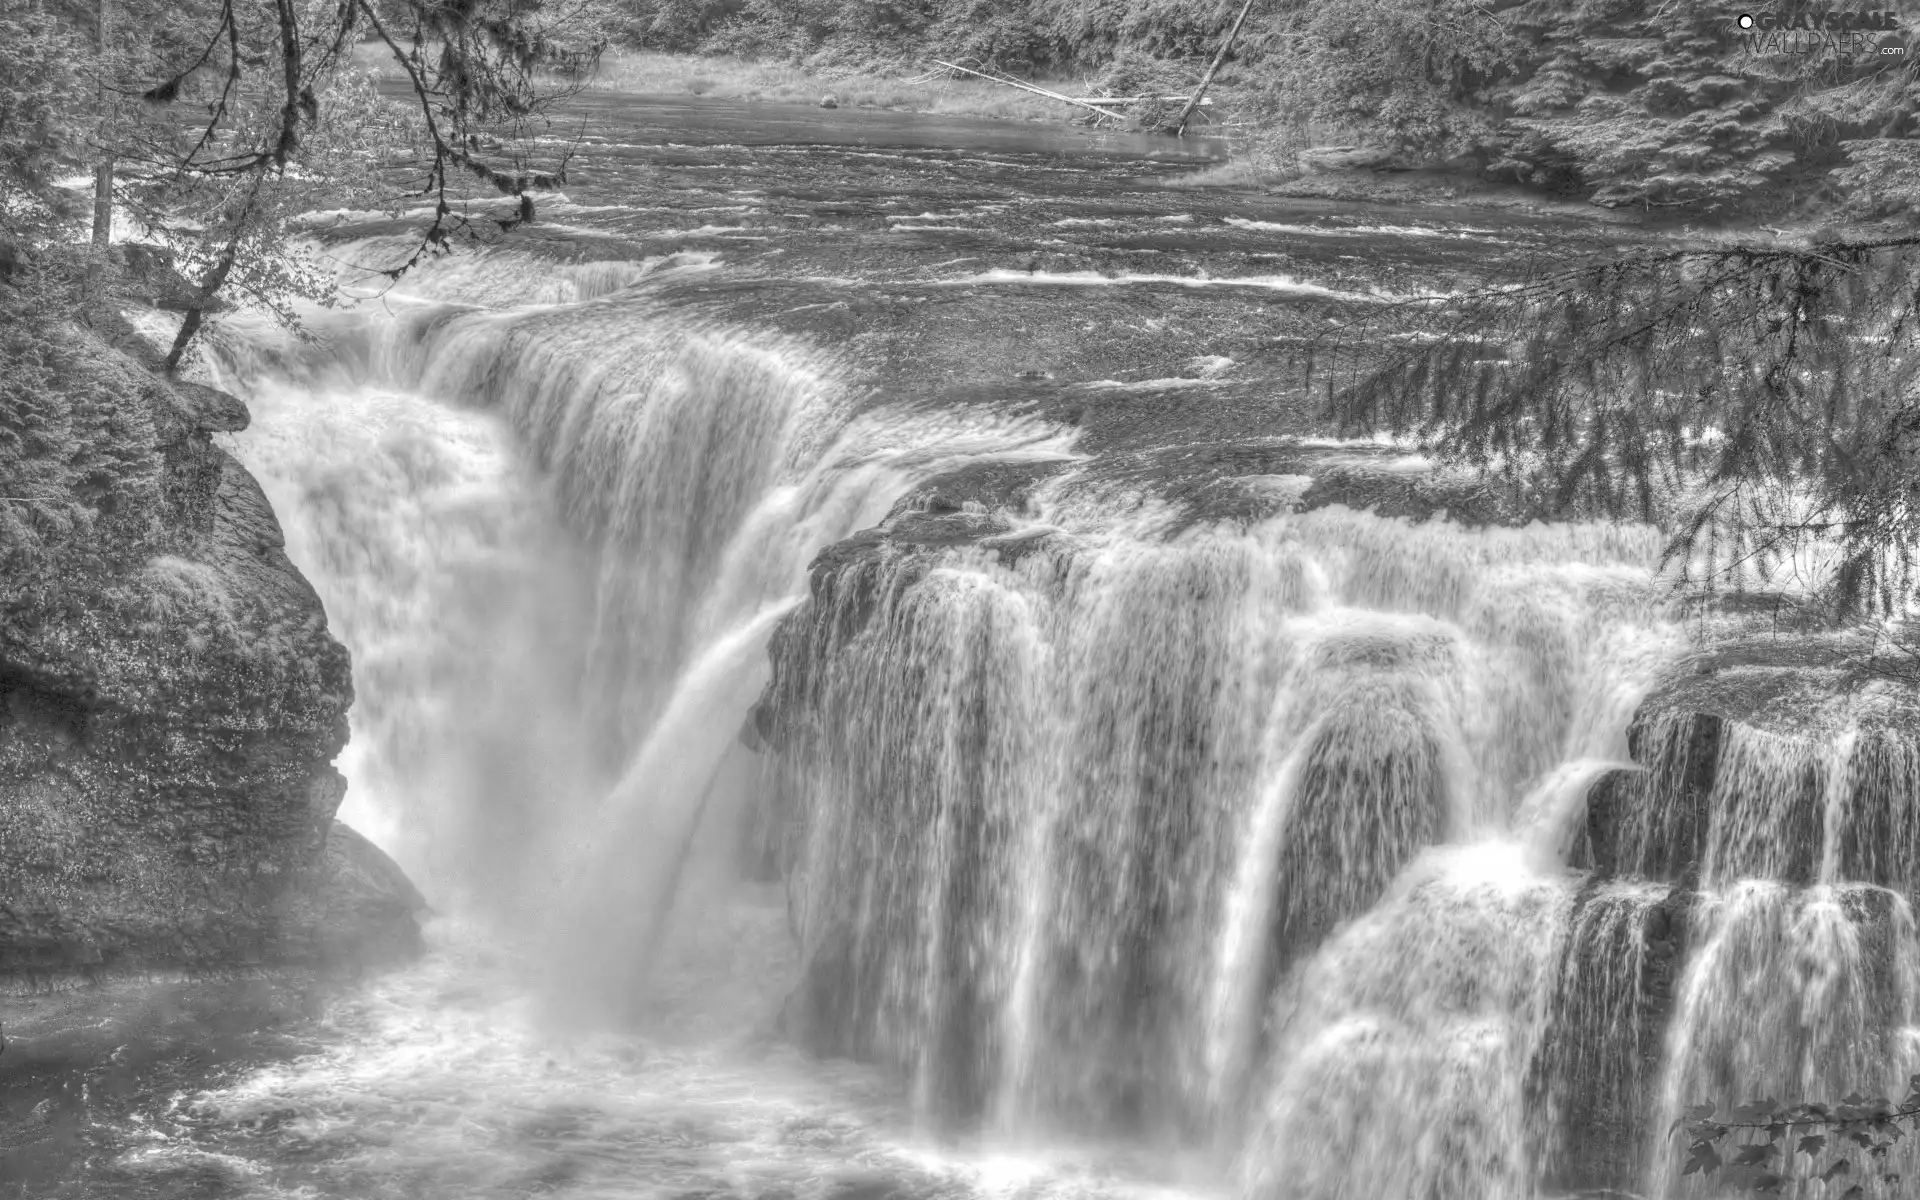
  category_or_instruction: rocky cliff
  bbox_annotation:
[0,285,419,988]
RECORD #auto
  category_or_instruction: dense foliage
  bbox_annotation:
[1315,233,1920,618]
[0,0,601,365]
[615,0,1920,216]
[1675,1087,1920,1196]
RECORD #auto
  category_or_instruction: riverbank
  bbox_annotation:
[545,52,1654,214]
[579,50,1096,123]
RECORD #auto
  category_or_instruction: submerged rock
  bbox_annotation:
[0,308,420,987]
[276,821,429,970]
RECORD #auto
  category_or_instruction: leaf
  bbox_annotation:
[1733,1143,1778,1166]
[142,77,182,106]
[1684,1141,1723,1176]
[1837,1187,1863,1200]
[1797,1134,1827,1157]
[1823,1158,1854,1182]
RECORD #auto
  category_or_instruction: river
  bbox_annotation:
[21,93,1917,1200]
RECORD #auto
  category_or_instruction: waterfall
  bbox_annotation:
[214,255,1078,1007]
[764,504,1681,1168]
[1241,844,1571,1200]
[1531,880,1679,1191]
[1634,716,1920,1197]
[204,232,1920,1200]
[1651,882,1920,1194]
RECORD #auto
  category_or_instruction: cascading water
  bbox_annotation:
[1617,715,1920,1197]
[208,249,1080,1001]
[762,503,1684,1189]
[137,171,1920,1200]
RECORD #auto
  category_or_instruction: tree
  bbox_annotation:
[1312,232,1920,623]
[2,0,610,367]
[0,4,93,240]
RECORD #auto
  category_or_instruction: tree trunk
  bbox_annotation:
[91,161,112,251]
[164,250,236,373]
[87,0,113,288]
[1173,0,1259,136]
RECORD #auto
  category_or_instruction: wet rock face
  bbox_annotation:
[1577,632,1920,890]
[1556,638,1920,1193]
[0,313,412,983]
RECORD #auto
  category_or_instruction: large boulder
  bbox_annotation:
[0,306,418,986]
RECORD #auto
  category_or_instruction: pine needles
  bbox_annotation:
[1311,235,1920,618]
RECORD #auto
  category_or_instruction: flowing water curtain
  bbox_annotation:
[770,504,1681,1168]
[210,328,601,920]
[1607,714,1920,1196]
[1529,880,1681,1193]
[411,303,838,766]
[1835,732,1920,894]
[1651,882,1920,1196]
[1001,529,1306,1137]
[232,280,844,769]
[1293,511,1671,831]
[781,549,1055,1122]
[1698,725,1847,887]
[1227,523,1677,1200]
[1239,845,1575,1200]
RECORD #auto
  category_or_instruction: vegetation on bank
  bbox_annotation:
[3,0,598,366]
[607,0,1920,219]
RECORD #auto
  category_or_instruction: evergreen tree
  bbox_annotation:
[1313,230,1920,633]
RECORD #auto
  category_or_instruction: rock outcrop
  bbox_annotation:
[0,301,419,987]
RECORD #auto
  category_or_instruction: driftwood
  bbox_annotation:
[929,60,1127,122]
[929,60,1217,124]
[1075,96,1214,107]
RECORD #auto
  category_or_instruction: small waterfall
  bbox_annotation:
[1631,716,1920,1197]
[1651,882,1920,1195]
[1531,881,1680,1191]
[765,504,1679,1163]
[1240,844,1572,1200]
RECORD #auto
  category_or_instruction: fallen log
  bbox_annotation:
[929,60,1125,121]
[1073,96,1214,107]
